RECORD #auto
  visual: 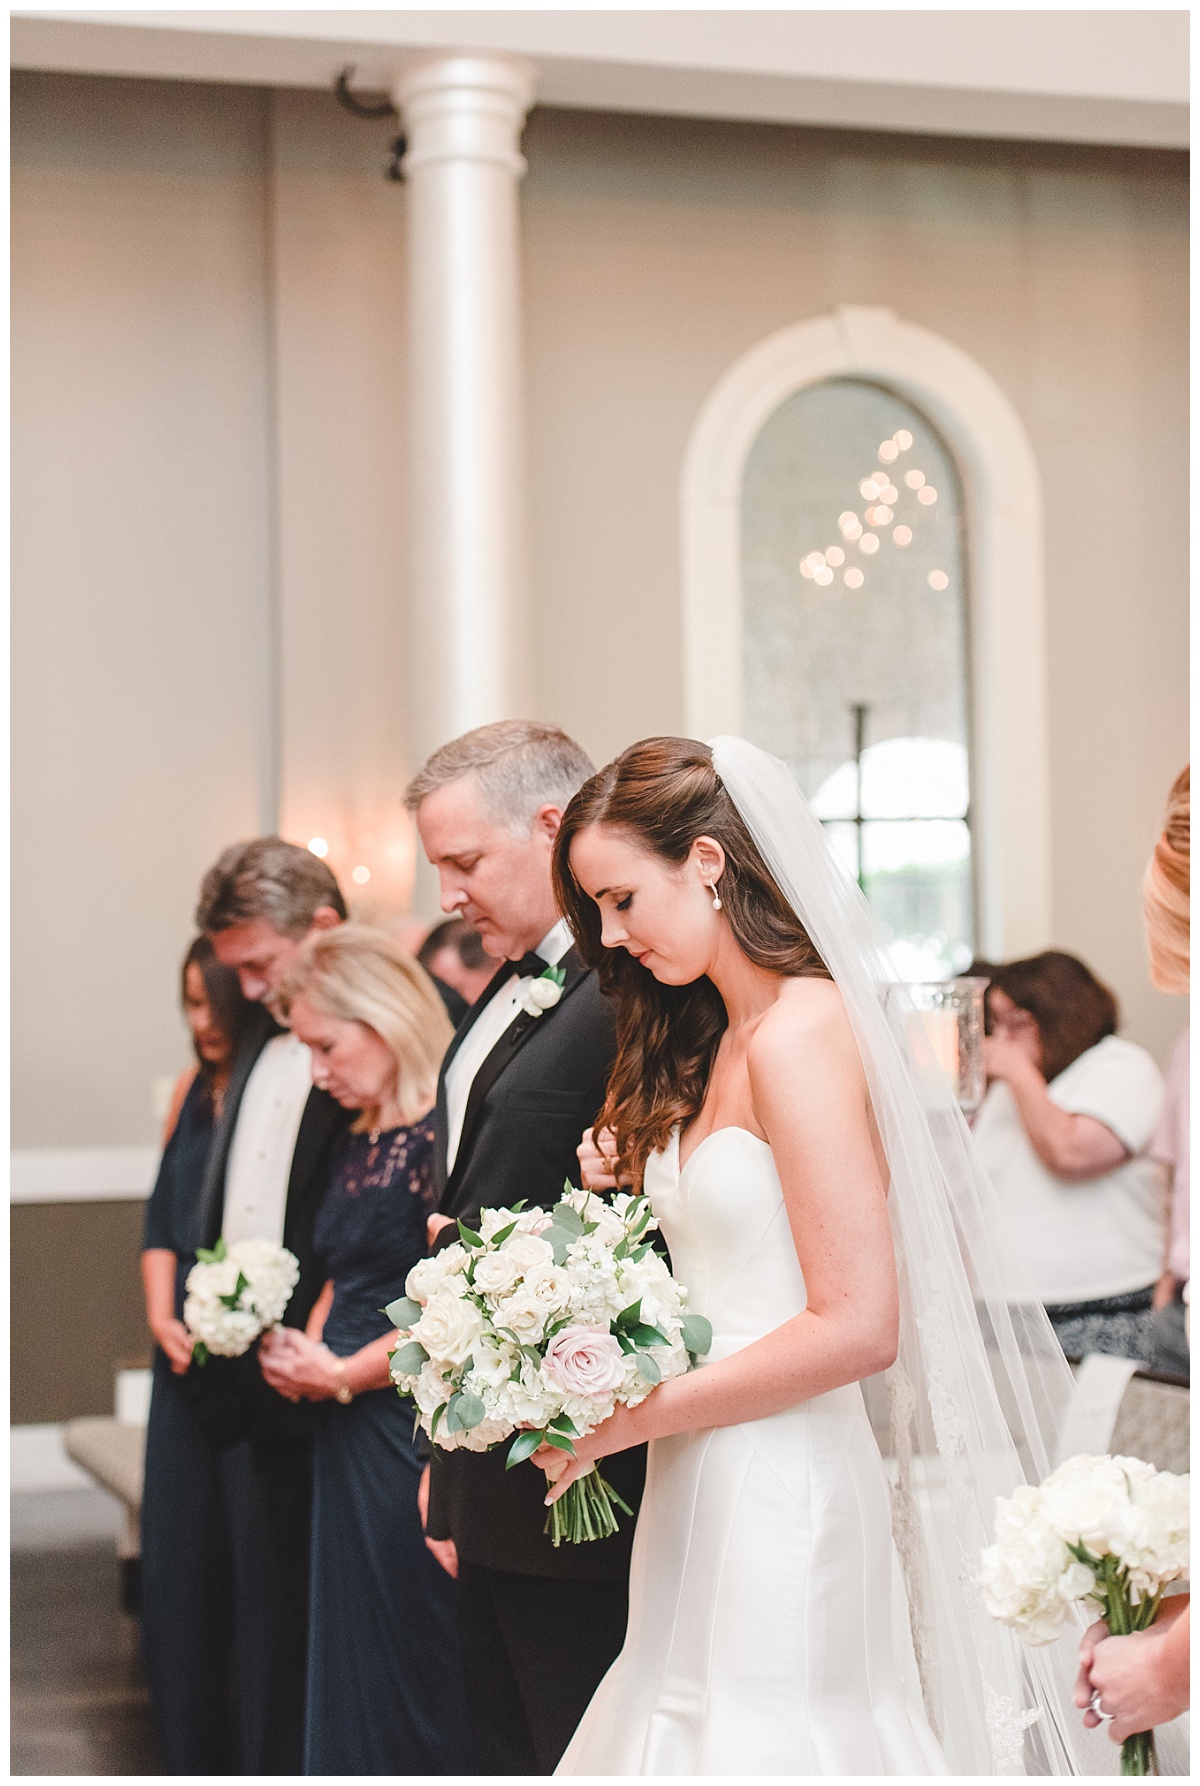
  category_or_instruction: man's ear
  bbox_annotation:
[309,906,342,933]
[533,805,564,845]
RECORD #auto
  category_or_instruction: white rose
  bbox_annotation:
[521,977,562,1014]
[1041,1454,1134,1556]
[495,1294,546,1344]
[405,1244,467,1304]
[502,1233,556,1275]
[522,1265,573,1316]
[543,1324,627,1398]
[471,1251,522,1298]
[464,1341,517,1390]
[413,1287,484,1367]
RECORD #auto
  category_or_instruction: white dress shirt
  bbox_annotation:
[443,918,573,1175]
[222,1032,314,1245]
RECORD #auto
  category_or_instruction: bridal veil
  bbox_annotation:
[712,735,1110,1776]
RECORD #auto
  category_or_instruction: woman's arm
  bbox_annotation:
[258,1324,397,1401]
[540,986,899,1499]
[141,1249,194,1374]
[162,1065,198,1146]
[305,1278,335,1341]
[984,1038,1130,1180]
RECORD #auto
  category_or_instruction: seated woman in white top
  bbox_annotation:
[972,950,1166,1363]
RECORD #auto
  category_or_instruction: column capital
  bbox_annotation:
[394,54,537,178]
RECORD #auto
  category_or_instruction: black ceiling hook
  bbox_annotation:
[334,66,398,121]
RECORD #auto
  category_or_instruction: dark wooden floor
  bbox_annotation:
[11,1541,161,1776]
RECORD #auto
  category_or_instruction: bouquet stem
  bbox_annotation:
[544,1466,634,1547]
[1120,1730,1155,1776]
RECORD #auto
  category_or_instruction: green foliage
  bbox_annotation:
[384,1295,422,1330]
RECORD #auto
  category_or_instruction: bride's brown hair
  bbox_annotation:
[553,737,829,1185]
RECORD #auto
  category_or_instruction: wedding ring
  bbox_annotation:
[1089,1691,1113,1723]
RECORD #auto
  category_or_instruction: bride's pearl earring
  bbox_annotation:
[708,884,722,911]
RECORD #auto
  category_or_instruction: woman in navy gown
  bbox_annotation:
[258,925,471,1776]
[140,935,254,1771]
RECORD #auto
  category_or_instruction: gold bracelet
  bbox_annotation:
[333,1359,354,1405]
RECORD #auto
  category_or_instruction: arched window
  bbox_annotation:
[681,307,1051,965]
[741,378,972,979]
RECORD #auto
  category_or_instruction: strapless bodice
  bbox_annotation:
[644,1127,809,1364]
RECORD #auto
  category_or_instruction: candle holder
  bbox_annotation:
[905,977,990,1115]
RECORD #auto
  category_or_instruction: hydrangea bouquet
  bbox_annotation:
[980,1452,1190,1774]
[388,1186,712,1545]
[183,1237,300,1363]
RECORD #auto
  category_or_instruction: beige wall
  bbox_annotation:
[10,76,1188,1415]
[518,109,1189,1065]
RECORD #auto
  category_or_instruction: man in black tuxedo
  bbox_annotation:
[405,721,645,1775]
[188,838,355,1773]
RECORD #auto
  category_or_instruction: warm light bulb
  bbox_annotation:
[928,570,949,590]
[825,545,845,566]
[844,567,865,589]
[352,865,371,884]
[860,534,880,555]
[905,469,926,490]
[879,483,899,504]
[839,512,863,540]
[308,837,329,858]
[859,477,882,500]
[878,440,899,463]
[918,486,938,506]
[893,525,913,546]
[893,429,914,451]
[814,565,834,586]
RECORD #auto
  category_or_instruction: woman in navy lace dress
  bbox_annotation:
[258,926,471,1775]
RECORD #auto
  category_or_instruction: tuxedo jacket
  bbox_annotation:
[188,1003,352,1448]
[425,947,648,1580]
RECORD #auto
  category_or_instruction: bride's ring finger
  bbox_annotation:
[1088,1692,1112,1723]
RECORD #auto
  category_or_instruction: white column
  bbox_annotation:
[396,55,536,767]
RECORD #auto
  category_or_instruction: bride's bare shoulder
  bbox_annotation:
[747,977,860,1084]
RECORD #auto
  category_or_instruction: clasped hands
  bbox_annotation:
[258,1325,343,1403]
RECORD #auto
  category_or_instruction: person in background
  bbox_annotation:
[193,838,355,1774]
[140,936,253,1772]
[1144,767,1189,1380]
[1075,767,1190,1750]
[418,915,496,1009]
[973,950,1166,1362]
[257,926,471,1774]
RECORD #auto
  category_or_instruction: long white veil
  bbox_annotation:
[712,735,1108,1776]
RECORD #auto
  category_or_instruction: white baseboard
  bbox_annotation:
[10,1146,159,1204]
[11,1423,93,1492]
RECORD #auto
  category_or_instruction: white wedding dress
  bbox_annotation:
[558,1124,948,1777]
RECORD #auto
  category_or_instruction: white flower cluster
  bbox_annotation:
[980,1453,1190,1646]
[389,1187,711,1457]
[183,1238,300,1360]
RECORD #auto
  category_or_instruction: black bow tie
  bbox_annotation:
[512,949,549,980]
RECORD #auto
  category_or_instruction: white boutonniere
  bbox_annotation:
[520,963,566,1017]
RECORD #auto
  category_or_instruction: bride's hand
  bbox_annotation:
[578,1126,622,1189]
[533,1402,643,1504]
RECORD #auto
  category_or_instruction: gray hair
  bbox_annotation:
[404,721,594,833]
[195,837,348,939]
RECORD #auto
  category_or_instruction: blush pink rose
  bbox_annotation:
[543,1325,626,1397]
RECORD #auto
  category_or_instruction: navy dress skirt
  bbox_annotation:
[304,1120,472,1776]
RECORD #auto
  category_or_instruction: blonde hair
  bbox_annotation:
[1144,765,1189,994]
[278,925,454,1131]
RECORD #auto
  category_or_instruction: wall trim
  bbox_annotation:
[11,1146,158,1205]
[679,303,1052,959]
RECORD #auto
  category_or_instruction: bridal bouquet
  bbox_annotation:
[980,1452,1190,1774]
[183,1237,300,1363]
[387,1186,711,1545]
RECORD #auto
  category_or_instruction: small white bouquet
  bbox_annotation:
[183,1236,300,1363]
[388,1185,711,1545]
[980,1452,1190,1774]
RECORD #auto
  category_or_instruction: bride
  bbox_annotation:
[537,736,1097,1777]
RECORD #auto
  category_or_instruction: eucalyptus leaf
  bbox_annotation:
[552,1203,585,1239]
[506,1429,545,1469]
[389,1340,428,1376]
[547,1230,572,1267]
[384,1295,422,1330]
[455,1392,486,1430]
[635,1351,661,1385]
[444,1394,465,1435]
[681,1313,714,1356]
